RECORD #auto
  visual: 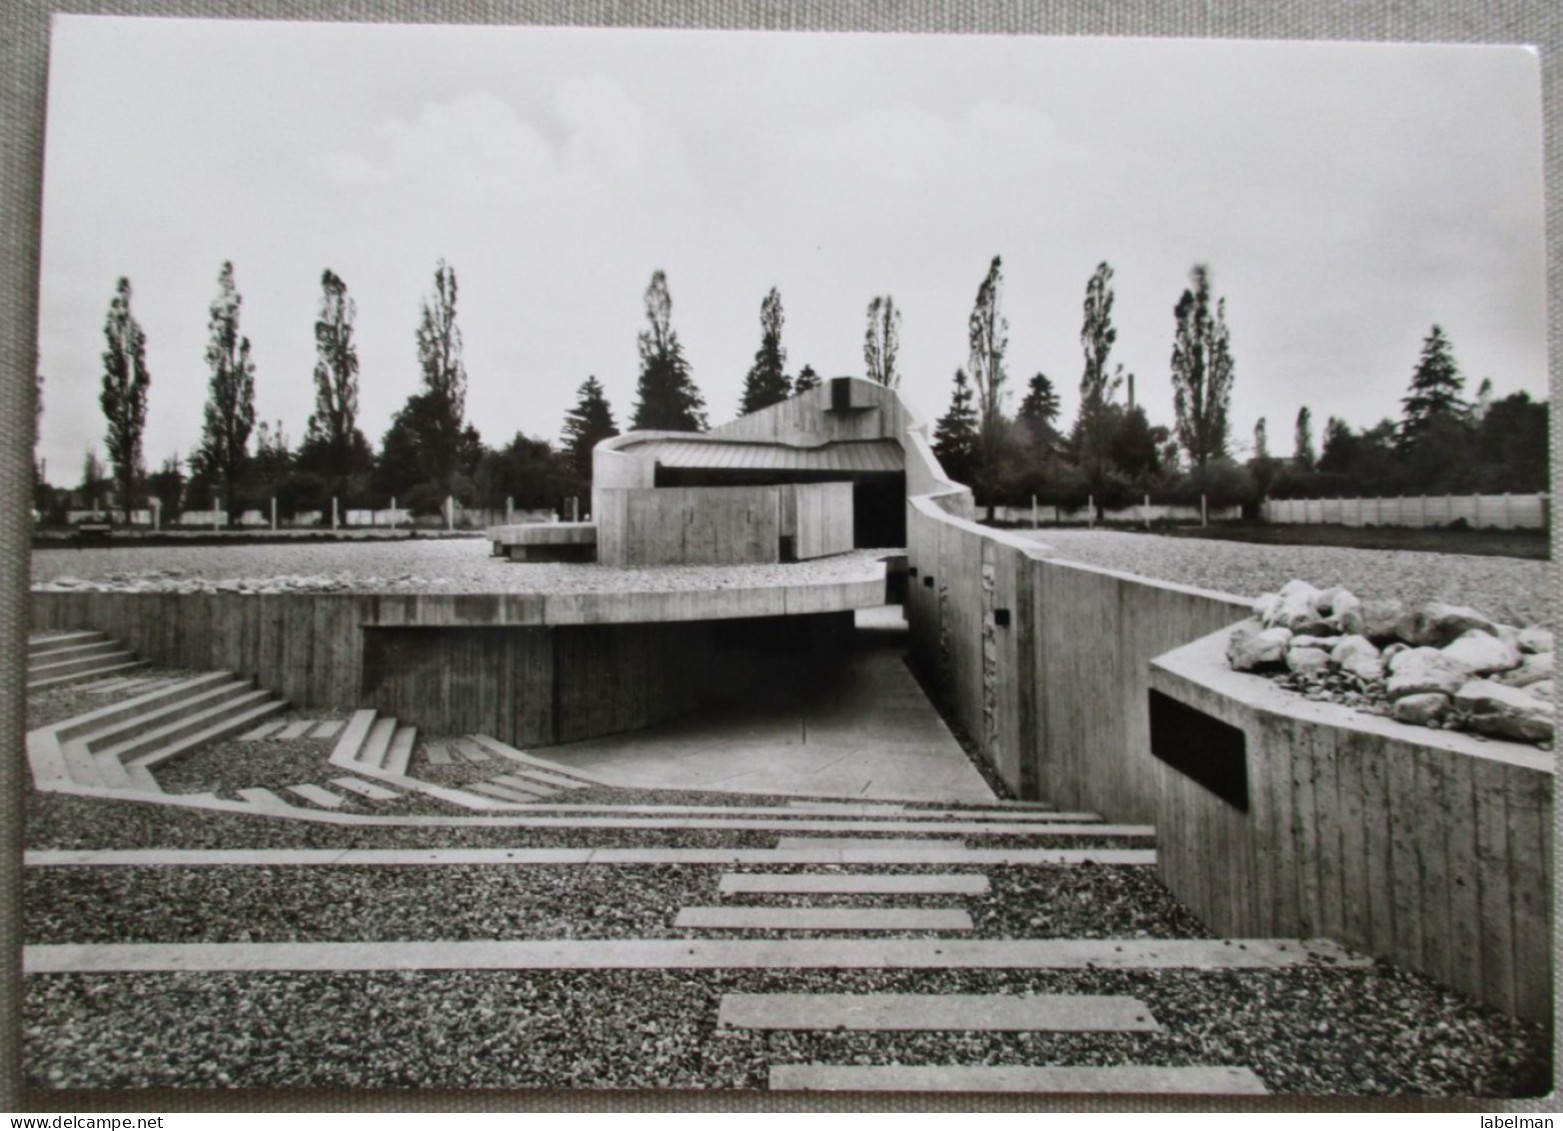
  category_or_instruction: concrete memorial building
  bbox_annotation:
[491,376,917,567]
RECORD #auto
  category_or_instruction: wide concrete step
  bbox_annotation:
[29,649,138,679]
[384,727,417,776]
[28,659,148,691]
[26,639,123,669]
[28,631,110,656]
[53,672,237,743]
[95,689,278,765]
[77,680,258,753]
[123,698,289,769]
[357,718,398,770]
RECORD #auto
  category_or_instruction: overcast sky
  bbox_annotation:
[35,17,1548,482]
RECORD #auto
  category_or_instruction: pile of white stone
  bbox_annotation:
[1227,579,1554,746]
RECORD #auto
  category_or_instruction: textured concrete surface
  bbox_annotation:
[769,1064,1269,1094]
[540,622,997,804]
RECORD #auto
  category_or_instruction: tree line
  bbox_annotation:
[45,257,1548,525]
[43,263,899,525]
[930,259,1548,519]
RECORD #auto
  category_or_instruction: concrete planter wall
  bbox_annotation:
[1149,625,1552,1022]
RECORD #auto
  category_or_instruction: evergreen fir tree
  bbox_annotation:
[1018,371,1061,451]
[561,376,619,479]
[792,364,821,393]
[933,368,979,486]
[631,270,708,431]
[739,287,791,414]
[1398,325,1468,453]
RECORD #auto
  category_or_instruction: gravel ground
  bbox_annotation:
[1016,530,1554,628]
[23,862,1200,945]
[23,964,1549,1095]
[31,541,890,595]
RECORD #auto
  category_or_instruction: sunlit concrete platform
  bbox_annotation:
[536,607,998,804]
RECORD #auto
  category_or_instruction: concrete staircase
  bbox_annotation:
[28,631,146,691]
[28,669,287,795]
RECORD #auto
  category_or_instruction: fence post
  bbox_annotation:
[270,497,277,532]
[1031,495,1037,529]
[1087,495,1094,530]
[1144,493,1151,529]
[150,498,160,532]
[1201,494,1208,527]
[211,490,219,533]
[506,497,514,525]
[445,495,454,532]
[330,497,338,531]
[571,496,580,523]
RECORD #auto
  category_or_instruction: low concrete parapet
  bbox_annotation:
[488,522,597,562]
[1149,624,1553,1022]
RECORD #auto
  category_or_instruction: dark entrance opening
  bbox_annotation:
[654,466,906,550]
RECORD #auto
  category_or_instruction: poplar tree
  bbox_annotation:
[1170,264,1234,477]
[864,296,901,387]
[99,277,151,523]
[739,287,791,414]
[197,261,257,525]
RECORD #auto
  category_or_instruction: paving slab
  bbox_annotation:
[491,773,559,798]
[719,872,989,895]
[275,720,315,741]
[237,720,288,742]
[454,738,494,763]
[719,993,1159,1032]
[674,907,974,931]
[787,802,907,815]
[468,780,547,803]
[310,720,345,739]
[234,788,293,813]
[88,678,146,695]
[424,742,453,765]
[25,847,1156,867]
[329,777,401,802]
[774,837,965,851]
[22,937,1367,974]
[285,784,346,810]
[767,1064,1269,1094]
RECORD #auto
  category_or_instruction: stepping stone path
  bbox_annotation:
[25,641,1533,1096]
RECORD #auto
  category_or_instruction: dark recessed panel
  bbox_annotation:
[993,608,1011,627]
[1148,689,1248,812]
[923,575,935,588]
[831,376,852,412]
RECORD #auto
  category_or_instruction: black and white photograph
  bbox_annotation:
[18,14,1556,1104]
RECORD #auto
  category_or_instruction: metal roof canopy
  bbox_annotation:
[620,438,904,474]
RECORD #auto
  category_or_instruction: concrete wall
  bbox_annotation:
[789,482,855,560]
[1263,493,1549,529]
[597,485,781,567]
[1151,628,1553,1023]
[31,589,856,749]
[905,495,1250,818]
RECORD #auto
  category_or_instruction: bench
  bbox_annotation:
[76,523,113,547]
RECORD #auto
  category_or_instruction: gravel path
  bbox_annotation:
[1017,530,1554,628]
[31,542,889,595]
[24,965,1548,1094]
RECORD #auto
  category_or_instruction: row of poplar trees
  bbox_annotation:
[74,262,895,523]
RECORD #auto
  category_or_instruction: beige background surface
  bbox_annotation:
[2,0,1558,1114]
